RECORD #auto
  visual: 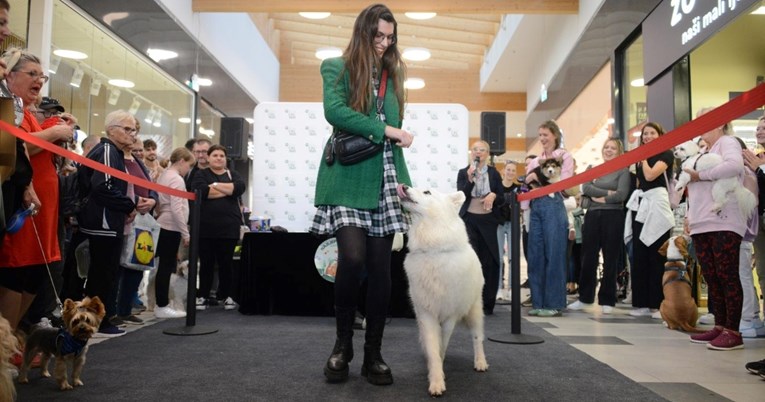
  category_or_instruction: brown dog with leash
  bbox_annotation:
[657,235,703,332]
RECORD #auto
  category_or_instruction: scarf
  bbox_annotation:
[471,165,490,198]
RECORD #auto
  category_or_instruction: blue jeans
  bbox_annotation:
[527,193,568,310]
[497,221,512,290]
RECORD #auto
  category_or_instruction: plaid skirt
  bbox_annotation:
[310,141,409,237]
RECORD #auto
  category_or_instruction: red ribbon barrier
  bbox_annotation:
[0,119,196,200]
[518,84,765,202]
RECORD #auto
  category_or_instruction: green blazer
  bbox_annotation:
[314,57,411,209]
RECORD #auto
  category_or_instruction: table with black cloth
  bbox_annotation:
[237,232,414,317]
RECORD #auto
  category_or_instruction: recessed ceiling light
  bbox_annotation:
[404,78,425,90]
[630,78,645,87]
[108,79,135,88]
[299,12,331,19]
[147,48,178,62]
[197,77,212,86]
[516,133,523,137]
[53,49,88,60]
[315,47,343,60]
[178,117,191,124]
[402,47,431,61]
[405,12,437,20]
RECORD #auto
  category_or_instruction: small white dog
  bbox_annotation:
[146,260,189,312]
[674,140,756,218]
[397,184,488,397]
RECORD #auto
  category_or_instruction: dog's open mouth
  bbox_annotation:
[397,184,413,203]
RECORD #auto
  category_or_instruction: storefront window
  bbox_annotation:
[620,34,646,151]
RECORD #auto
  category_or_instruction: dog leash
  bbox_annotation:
[30,215,64,318]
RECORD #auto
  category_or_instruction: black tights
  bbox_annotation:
[334,227,393,318]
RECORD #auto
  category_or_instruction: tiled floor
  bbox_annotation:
[502,286,765,402]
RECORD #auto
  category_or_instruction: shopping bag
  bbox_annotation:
[120,213,160,270]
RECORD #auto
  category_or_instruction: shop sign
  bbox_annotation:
[643,0,757,83]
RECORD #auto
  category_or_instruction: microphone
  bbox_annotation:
[471,156,480,179]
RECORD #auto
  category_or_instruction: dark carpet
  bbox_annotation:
[15,308,667,401]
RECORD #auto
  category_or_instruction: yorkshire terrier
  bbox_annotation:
[18,296,106,390]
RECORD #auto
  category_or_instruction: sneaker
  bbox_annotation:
[196,297,207,311]
[154,305,186,319]
[223,297,237,311]
[94,324,126,338]
[759,368,765,380]
[698,313,715,325]
[739,319,765,338]
[528,309,541,316]
[745,359,765,374]
[619,294,632,305]
[629,307,652,317]
[109,316,127,327]
[567,300,593,311]
[118,314,144,325]
[601,305,614,314]
[521,296,533,307]
[707,329,743,350]
[651,310,662,319]
[537,309,562,317]
[690,326,723,344]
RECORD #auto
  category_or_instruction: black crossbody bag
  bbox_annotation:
[325,69,388,166]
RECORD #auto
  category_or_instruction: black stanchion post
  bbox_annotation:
[164,189,218,336]
[489,192,543,345]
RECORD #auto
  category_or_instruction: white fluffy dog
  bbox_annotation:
[397,184,488,397]
[145,260,189,312]
[674,140,756,218]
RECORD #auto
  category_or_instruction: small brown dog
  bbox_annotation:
[0,313,20,401]
[657,235,702,332]
[18,296,106,390]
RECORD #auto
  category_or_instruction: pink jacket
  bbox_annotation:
[156,168,190,240]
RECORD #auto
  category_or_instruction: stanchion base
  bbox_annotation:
[163,326,219,336]
[489,334,544,345]
[495,300,511,305]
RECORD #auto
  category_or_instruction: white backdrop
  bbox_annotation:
[251,102,469,232]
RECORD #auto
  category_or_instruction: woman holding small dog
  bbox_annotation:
[684,109,748,350]
[523,120,574,317]
[568,138,630,314]
[626,122,675,319]
[311,4,413,386]
[458,140,504,315]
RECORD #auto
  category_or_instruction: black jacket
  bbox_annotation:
[457,164,504,221]
[78,138,135,238]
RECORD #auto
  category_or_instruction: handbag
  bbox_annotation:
[121,213,161,271]
[326,69,388,166]
[580,195,592,210]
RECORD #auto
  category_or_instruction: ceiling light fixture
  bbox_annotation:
[197,77,213,86]
[299,12,331,19]
[108,79,135,88]
[147,48,178,62]
[90,79,101,96]
[54,49,88,60]
[49,55,61,74]
[405,12,437,20]
[178,117,191,124]
[630,78,645,87]
[402,47,431,61]
[107,88,121,106]
[404,78,425,90]
[128,97,141,115]
[69,65,84,88]
[315,47,343,60]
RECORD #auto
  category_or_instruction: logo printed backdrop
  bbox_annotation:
[252,102,469,232]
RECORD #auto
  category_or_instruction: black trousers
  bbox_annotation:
[631,220,669,309]
[463,212,500,314]
[155,229,181,307]
[198,238,238,300]
[84,235,122,323]
[578,209,625,306]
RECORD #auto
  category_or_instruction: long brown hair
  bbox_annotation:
[342,4,406,117]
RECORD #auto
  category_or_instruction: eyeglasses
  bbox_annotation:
[16,70,49,83]
[471,147,488,152]
[373,32,396,45]
[33,110,59,118]
[110,125,138,134]
[193,150,209,155]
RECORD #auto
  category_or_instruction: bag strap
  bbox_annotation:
[375,69,388,117]
[225,169,247,225]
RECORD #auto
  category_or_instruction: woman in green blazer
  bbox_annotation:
[310,3,413,387]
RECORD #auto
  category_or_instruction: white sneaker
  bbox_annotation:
[502,289,511,301]
[496,290,504,300]
[629,307,652,317]
[567,300,593,311]
[223,297,237,311]
[698,313,714,325]
[155,305,187,319]
[740,318,765,338]
[195,297,207,311]
[651,310,662,319]
[601,305,614,314]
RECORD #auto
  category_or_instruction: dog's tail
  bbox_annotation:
[679,322,705,333]
[735,187,757,220]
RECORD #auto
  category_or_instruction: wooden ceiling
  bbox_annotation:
[191,0,579,111]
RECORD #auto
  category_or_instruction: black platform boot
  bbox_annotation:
[361,315,393,385]
[324,306,355,382]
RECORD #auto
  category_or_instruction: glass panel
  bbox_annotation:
[621,34,646,151]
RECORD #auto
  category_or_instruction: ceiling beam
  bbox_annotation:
[192,0,579,14]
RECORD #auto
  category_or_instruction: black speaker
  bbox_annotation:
[220,117,248,159]
[480,112,506,155]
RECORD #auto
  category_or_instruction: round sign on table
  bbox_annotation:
[314,238,338,283]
